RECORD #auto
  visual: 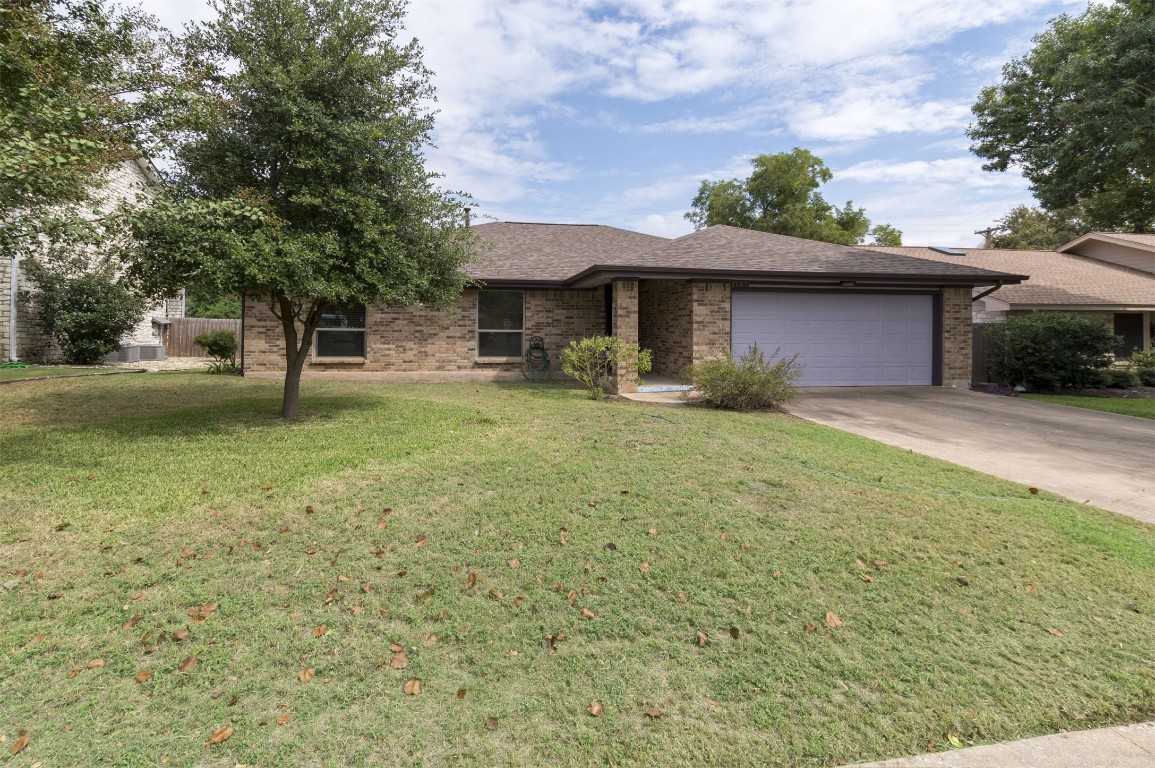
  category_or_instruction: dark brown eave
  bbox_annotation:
[563,265,1028,290]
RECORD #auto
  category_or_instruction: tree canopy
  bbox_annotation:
[685,148,901,246]
[0,0,176,257]
[969,0,1155,233]
[123,0,477,418]
[982,206,1089,251]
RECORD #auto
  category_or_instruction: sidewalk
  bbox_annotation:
[853,722,1155,767]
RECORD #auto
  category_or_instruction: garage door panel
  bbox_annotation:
[731,292,933,387]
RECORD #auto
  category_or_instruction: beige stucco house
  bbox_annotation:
[242,223,1025,391]
[869,233,1155,359]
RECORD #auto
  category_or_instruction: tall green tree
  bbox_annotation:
[123,0,477,419]
[969,0,1155,233]
[685,148,900,246]
[983,205,1089,250]
[0,0,177,257]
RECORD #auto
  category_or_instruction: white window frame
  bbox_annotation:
[477,290,525,360]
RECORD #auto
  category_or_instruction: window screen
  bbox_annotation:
[316,304,366,358]
[478,291,523,357]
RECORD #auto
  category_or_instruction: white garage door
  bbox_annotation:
[731,292,933,387]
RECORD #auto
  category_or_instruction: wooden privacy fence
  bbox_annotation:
[165,318,242,357]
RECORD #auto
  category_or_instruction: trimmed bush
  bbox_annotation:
[1106,369,1140,389]
[560,336,652,400]
[1127,349,1155,371]
[1138,368,1155,387]
[194,329,240,374]
[686,344,803,411]
[985,312,1120,390]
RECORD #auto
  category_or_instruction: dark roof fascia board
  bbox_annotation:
[472,278,571,289]
[565,265,1027,290]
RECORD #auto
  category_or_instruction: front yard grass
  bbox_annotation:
[1021,393,1155,420]
[0,366,131,382]
[1,376,1153,767]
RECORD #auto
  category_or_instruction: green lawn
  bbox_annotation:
[0,366,129,382]
[1,376,1153,767]
[1022,393,1155,420]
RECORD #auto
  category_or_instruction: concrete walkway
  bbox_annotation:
[785,387,1155,524]
[853,722,1155,767]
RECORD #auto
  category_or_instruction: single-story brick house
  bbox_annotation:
[241,223,1027,391]
[868,233,1155,359]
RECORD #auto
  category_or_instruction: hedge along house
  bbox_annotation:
[241,223,1026,392]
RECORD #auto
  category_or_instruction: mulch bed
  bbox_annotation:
[972,383,1155,399]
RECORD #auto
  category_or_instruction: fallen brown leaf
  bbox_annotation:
[1047,627,1065,638]
[208,725,233,745]
[958,609,975,619]
[10,735,30,755]
[416,535,427,547]
[559,528,567,545]
[719,531,731,541]
[485,717,498,730]
[855,558,867,568]
[567,590,578,606]
[134,670,154,683]
[508,558,520,569]
[391,651,409,670]
[457,688,468,700]
[86,658,105,669]
[403,677,422,695]
[389,642,403,652]
[1029,487,1039,495]
[422,633,438,647]
[826,611,843,629]
[178,655,198,673]
[729,627,740,639]
[639,562,650,573]
[678,591,689,602]
[803,623,817,632]
[580,607,595,620]
[298,668,315,683]
[172,629,190,641]
[644,709,662,718]
[123,614,143,629]
[276,715,291,725]
[416,586,435,600]
[860,573,876,583]
[313,624,328,638]
[260,484,273,490]
[513,596,525,607]
[697,631,707,646]
[68,668,82,678]
[1025,584,1037,594]
[648,528,658,536]
[588,700,604,717]
[466,571,477,589]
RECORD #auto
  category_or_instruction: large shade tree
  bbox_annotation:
[969,0,1155,233]
[0,0,176,257]
[685,148,901,246]
[982,205,1089,251]
[124,0,478,418]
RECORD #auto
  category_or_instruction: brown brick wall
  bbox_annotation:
[638,280,693,378]
[610,279,639,393]
[691,282,731,364]
[243,288,603,378]
[942,286,972,388]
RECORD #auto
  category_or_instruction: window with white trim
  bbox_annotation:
[477,290,524,357]
[315,303,366,358]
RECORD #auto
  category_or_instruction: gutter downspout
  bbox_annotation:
[972,283,1003,303]
[8,251,18,361]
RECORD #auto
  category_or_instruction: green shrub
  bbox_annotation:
[1127,349,1155,371]
[22,259,146,365]
[193,329,240,373]
[1138,368,1155,387]
[559,336,652,399]
[985,313,1120,390]
[686,344,803,411]
[1081,369,1112,389]
[1106,369,1140,389]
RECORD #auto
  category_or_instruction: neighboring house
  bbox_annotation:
[868,235,1155,359]
[0,159,185,364]
[242,223,1025,391]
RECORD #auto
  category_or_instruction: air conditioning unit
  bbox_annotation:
[104,345,141,363]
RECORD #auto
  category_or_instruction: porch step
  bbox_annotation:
[637,384,694,393]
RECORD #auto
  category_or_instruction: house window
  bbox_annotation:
[315,303,366,358]
[1114,313,1145,359]
[478,290,523,357]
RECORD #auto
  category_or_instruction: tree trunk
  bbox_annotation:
[276,297,320,420]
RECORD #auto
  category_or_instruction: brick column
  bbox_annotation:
[942,286,972,388]
[691,282,731,364]
[610,279,639,394]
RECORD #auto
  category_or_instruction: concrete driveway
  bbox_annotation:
[785,387,1154,524]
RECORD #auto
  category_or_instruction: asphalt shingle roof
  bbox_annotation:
[866,245,1155,307]
[471,223,1024,285]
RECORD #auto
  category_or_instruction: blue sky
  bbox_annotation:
[142,0,1089,246]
